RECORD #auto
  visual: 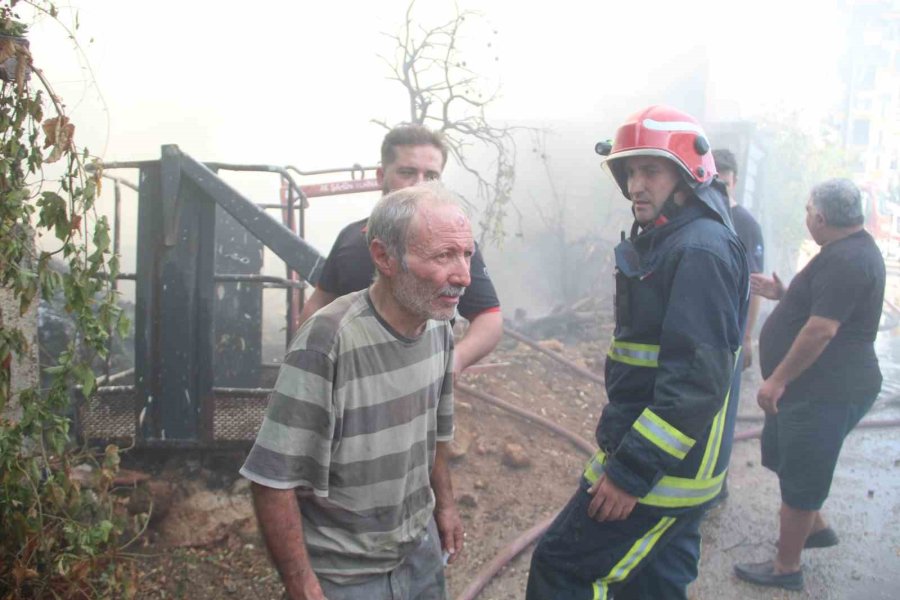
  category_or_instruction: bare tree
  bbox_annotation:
[530,131,574,303]
[374,0,529,245]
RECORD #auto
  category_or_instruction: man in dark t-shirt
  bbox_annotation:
[734,178,885,592]
[714,149,765,370]
[299,124,502,377]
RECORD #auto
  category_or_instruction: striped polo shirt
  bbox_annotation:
[240,289,454,583]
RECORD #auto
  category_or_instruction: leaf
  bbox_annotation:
[75,364,95,397]
[116,312,131,339]
[41,116,75,164]
[36,191,69,240]
[12,561,38,587]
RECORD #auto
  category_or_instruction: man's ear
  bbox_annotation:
[370,239,398,278]
[376,166,385,188]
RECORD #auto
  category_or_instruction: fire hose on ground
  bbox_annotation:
[454,332,900,600]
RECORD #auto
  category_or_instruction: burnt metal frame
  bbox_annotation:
[86,148,383,448]
[97,146,328,444]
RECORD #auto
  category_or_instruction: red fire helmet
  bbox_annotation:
[598,105,716,199]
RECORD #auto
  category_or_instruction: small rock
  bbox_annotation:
[474,439,493,455]
[473,479,487,490]
[502,443,532,469]
[894,459,900,468]
[868,489,875,498]
[458,493,478,508]
[745,461,755,468]
[456,401,473,412]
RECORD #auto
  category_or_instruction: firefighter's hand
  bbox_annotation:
[757,377,785,415]
[750,272,785,301]
[587,474,638,522]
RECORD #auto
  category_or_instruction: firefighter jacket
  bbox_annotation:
[586,183,749,513]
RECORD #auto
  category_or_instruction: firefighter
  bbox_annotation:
[525,106,749,600]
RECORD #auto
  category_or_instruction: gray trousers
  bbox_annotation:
[319,518,447,600]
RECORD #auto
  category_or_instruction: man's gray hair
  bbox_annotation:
[810,178,864,228]
[366,181,465,271]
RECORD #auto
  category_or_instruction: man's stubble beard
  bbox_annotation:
[392,269,465,322]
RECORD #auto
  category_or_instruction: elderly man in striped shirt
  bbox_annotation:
[241,182,469,600]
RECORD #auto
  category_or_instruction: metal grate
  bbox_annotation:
[80,387,273,445]
[80,386,137,441]
[212,394,269,441]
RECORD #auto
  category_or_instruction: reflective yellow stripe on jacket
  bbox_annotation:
[583,449,726,509]
[607,339,659,367]
[633,408,696,460]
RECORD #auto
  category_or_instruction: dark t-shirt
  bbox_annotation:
[317,218,501,320]
[759,230,885,400]
[731,204,764,273]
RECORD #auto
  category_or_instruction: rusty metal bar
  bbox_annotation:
[300,179,381,198]
[96,159,312,210]
[100,172,139,192]
[213,274,306,289]
[203,161,309,210]
[97,368,135,386]
[285,163,377,177]
[176,148,325,285]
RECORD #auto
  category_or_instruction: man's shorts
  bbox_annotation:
[761,391,877,511]
[317,518,446,600]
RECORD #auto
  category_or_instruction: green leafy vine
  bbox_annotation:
[1,2,140,597]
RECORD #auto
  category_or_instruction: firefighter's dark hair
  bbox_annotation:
[380,124,448,168]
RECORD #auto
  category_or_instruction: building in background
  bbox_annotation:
[842,0,900,185]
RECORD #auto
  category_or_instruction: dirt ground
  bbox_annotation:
[126,329,900,600]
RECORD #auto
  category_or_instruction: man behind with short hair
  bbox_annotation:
[713,148,765,370]
[526,106,749,599]
[734,178,885,592]
[300,124,502,378]
[242,182,470,600]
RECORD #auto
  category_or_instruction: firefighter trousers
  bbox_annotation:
[525,480,706,600]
